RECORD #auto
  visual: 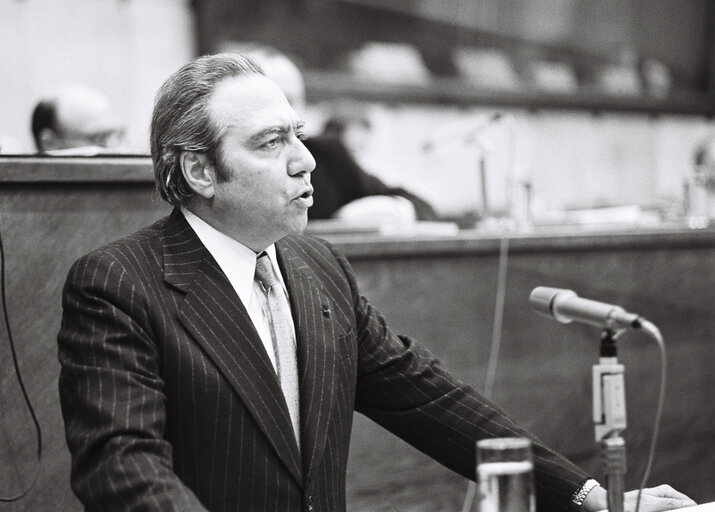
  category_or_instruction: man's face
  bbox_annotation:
[205,74,316,251]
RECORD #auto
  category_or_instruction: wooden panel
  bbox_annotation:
[344,241,715,510]
[0,179,168,512]
[303,71,715,116]
[0,158,712,510]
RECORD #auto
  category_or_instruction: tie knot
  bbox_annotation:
[255,252,277,290]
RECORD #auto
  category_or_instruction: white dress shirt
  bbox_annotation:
[181,209,295,372]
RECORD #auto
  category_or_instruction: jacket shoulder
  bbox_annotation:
[68,215,170,277]
[279,234,355,281]
[279,234,342,265]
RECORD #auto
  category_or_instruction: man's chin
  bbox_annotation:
[286,215,308,236]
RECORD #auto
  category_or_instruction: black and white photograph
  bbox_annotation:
[0,1,713,511]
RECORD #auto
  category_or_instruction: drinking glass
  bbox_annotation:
[476,437,535,512]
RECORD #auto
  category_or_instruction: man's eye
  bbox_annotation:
[295,131,308,141]
[262,137,280,148]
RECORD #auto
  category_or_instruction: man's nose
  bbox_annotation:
[288,139,316,176]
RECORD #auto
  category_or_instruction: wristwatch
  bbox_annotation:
[572,478,600,507]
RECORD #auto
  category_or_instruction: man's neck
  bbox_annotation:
[182,204,276,253]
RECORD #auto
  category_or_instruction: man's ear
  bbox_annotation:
[180,151,215,199]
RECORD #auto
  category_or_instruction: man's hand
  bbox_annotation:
[583,483,697,511]
[623,486,698,512]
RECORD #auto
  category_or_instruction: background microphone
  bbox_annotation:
[529,286,643,330]
[421,112,504,152]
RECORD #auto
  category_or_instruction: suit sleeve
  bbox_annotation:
[325,243,589,512]
[57,251,207,512]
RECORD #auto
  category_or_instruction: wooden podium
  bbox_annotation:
[0,155,713,511]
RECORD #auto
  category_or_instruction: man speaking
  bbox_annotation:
[57,52,695,512]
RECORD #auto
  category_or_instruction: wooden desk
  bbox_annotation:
[0,156,167,511]
[335,227,715,510]
[0,156,712,511]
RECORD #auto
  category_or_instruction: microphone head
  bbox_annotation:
[530,286,642,329]
[529,286,577,323]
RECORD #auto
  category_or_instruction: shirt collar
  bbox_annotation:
[181,208,285,304]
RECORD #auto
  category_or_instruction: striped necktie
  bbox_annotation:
[254,252,301,447]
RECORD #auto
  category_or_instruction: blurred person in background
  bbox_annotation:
[321,110,373,157]
[240,44,438,223]
[31,84,125,155]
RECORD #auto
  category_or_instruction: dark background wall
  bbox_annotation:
[193,0,715,107]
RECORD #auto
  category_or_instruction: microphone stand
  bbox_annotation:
[477,145,490,219]
[593,330,627,512]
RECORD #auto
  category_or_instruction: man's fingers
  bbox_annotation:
[626,485,696,512]
[640,485,698,508]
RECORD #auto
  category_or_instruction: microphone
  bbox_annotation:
[421,112,504,152]
[529,286,643,330]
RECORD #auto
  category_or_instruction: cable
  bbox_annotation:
[484,236,510,399]
[460,235,510,512]
[460,480,477,512]
[633,320,667,512]
[0,229,43,502]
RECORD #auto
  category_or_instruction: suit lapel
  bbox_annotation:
[161,210,303,486]
[276,238,339,485]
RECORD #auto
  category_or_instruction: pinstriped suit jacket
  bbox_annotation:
[58,209,589,512]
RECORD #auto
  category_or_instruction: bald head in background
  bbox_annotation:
[242,50,306,117]
[31,84,124,153]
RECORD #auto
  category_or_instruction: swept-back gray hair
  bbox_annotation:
[150,52,263,207]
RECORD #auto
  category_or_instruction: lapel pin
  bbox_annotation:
[321,305,331,318]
